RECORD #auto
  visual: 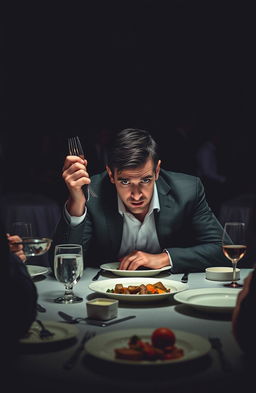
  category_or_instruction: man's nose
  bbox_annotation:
[131,185,142,199]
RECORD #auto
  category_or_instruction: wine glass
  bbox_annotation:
[222,222,247,288]
[53,244,84,303]
[10,221,52,261]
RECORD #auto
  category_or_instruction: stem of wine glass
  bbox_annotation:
[232,261,237,284]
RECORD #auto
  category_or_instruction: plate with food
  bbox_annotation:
[174,287,241,313]
[88,277,188,302]
[100,262,171,277]
[85,327,211,365]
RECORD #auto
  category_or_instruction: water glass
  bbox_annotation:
[53,244,84,303]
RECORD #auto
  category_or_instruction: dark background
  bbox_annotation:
[1,1,255,205]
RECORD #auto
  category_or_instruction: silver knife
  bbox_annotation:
[59,310,136,327]
[36,303,46,313]
[92,268,104,281]
[87,315,136,327]
[63,330,95,370]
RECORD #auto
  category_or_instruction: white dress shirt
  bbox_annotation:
[64,183,172,266]
[117,183,161,258]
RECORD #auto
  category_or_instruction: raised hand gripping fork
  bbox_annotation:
[68,136,97,199]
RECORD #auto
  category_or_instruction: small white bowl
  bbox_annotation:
[205,267,240,281]
[86,298,119,321]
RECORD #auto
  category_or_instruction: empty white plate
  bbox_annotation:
[19,321,79,345]
[174,287,241,313]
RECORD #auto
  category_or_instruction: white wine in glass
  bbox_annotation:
[222,222,247,288]
[54,244,84,303]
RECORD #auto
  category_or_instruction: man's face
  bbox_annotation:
[106,159,161,221]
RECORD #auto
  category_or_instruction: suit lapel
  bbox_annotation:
[155,175,176,249]
[103,183,123,258]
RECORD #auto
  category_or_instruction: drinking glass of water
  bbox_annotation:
[53,244,84,303]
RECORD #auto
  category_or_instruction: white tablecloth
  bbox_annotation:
[17,267,254,393]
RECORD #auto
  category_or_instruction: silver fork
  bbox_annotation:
[68,136,97,198]
[36,320,54,339]
[181,271,189,283]
[63,330,96,370]
[209,337,232,372]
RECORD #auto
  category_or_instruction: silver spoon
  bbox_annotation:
[58,311,136,327]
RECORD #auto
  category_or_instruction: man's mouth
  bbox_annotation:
[130,200,144,206]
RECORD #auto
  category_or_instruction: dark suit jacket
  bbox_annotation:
[52,169,229,273]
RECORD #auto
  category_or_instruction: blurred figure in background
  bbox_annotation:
[159,122,197,175]
[195,127,227,216]
[85,128,114,175]
[0,138,4,195]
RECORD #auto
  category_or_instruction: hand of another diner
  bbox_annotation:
[7,234,27,263]
[62,155,90,216]
[119,250,170,271]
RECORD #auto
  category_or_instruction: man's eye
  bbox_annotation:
[121,180,130,185]
[141,178,151,184]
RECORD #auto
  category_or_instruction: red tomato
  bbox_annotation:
[151,327,176,349]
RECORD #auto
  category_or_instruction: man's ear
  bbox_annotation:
[106,166,115,184]
[155,160,161,180]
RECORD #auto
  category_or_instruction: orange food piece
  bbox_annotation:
[146,284,157,293]
[155,288,165,294]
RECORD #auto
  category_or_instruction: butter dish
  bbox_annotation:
[86,298,119,321]
[205,267,240,281]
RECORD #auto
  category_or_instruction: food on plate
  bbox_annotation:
[107,281,170,295]
[114,327,184,361]
[151,327,176,348]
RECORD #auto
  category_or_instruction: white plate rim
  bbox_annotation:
[19,320,79,345]
[89,277,188,302]
[27,265,49,277]
[85,328,211,365]
[100,262,171,277]
[174,287,241,312]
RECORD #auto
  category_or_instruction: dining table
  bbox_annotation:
[17,266,254,393]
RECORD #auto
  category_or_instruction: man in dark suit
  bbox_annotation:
[52,128,229,273]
